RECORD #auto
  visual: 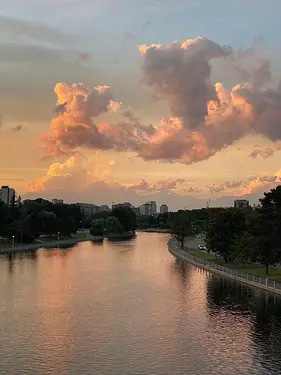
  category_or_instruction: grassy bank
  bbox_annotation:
[186,247,281,282]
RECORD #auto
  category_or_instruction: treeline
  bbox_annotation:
[86,206,136,236]
[0,198,83,243]
[171,186,281,275]
[206,186,281,274]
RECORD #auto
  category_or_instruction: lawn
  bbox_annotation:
[186,247,281,282]
[0,238,14,248]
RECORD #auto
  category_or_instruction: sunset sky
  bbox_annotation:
[1,0,281,210]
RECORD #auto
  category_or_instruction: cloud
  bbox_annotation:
[139,37,231,128]
[25,156,192,209]
[0,43,68,65]
[242,172,281,195]
[249,147,276,159]
[213,180,244,193]
[10,125,27,132]
[27,155,281,210]
[27,154,113,193]
[0,15,74,46]
[41,36,281,165]
[129,177,186,192]
[183,187,202,193]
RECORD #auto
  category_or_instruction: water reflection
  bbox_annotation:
[1,234,281,375]
[207,275,281,374]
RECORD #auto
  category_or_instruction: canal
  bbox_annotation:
[1,232,281,375]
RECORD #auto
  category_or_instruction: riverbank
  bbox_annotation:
[0,235,104,255]
[137,228,171,233]
[107,231,136,241]
[168,238,281,296]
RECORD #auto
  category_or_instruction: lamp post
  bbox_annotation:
[12,235,15,248]
[57,232,60,242]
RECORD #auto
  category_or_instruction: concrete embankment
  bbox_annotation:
[0,236,104,255]
[168,238,281,296]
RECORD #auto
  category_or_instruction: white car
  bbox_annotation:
[198,244,206,250]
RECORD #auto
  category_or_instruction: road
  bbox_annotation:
[185,237,206,249]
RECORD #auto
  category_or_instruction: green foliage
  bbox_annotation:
[105,216,124,234]
[0,199,82,244]
[206,208,245,263]
[84,211,110,228]
[90,219,105,236]
[171,212,192,249]
[111,206,136,232]
[230,232,256,266]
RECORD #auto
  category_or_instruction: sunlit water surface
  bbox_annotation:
[1,232,281,375]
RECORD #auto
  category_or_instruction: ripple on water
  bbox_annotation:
[1,233,281,375]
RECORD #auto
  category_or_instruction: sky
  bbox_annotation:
[0,0,281,210]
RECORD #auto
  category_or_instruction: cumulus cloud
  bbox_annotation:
[139,37,231,128]
[242,172,281,195]
[27,154,113,193]
[41,36,281,165]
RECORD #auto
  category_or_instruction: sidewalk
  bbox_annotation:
[168,238,281,296]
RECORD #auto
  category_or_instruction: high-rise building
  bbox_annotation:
[234,199,250,209]
[0,186,15,205]
[139,201,157,216]
[100,205,110,212]
[160,204,168,214]
[77,203,99,216]
[52,199,64,204]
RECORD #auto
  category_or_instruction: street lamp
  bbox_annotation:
[57,232,60,242]
[12,235,15,248]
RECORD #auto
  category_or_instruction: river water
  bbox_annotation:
[1,232,281,375]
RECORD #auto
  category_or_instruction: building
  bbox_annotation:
[132,206,140,216]
[160,204,168,214]
[0,186,15,205]
[234,199,250,209]
[77,203,99,216]
[100,205,110,212]
[112,202,132,209]
[52,199,64,204]
[139,201,157,216]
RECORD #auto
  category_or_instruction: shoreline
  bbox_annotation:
[137,228,171,233]
[168,238,281,296]
[0,236,104,255]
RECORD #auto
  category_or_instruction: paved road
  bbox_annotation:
[185,237,206,249]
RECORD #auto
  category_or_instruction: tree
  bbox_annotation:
[171,212,192,249]
[111,206,136,232]
[90,219,105,236]
[248,187,281,274]
[230,232,256,267]
[84,211,110,228]
[105,216,124,234]
[206,208,245,263]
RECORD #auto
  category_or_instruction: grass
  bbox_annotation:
[185,247,281,283]
[71,233,87,239]
[0,239,14,248]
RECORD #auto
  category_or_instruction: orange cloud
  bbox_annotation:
[41,37,281,165]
